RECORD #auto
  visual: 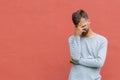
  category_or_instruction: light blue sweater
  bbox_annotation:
[68,34,108,80]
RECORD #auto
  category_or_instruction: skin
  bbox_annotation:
[70,17,97,64]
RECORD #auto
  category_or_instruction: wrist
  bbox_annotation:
[74,34,80,37]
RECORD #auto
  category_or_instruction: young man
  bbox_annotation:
[68,9,108,80]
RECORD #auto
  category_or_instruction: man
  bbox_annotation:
[68,9,108,80]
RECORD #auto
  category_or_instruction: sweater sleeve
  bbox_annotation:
[78,39,108,68]
[68,35,81,63]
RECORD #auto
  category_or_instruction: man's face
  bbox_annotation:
[78,18,90,37]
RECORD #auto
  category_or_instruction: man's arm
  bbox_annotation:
[68,35,81,63]
[77,39,108,68]
[68,23,87,64]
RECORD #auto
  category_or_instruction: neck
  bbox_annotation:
[84,28,96,38]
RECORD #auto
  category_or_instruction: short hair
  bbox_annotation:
[72,9,89,27]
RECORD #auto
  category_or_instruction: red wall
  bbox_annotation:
[0,0,120,80]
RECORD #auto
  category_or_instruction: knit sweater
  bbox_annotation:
[68,33,108,80]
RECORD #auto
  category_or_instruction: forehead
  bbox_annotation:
[79,18,87,24]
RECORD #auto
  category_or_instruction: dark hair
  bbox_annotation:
[72,9,89,27]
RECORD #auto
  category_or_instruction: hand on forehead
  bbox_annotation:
[78,21,88,27]
[79,18,88,26]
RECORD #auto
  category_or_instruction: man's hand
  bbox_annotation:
[70,58,79,65]
[74,23,88,36]
[70,58,75,64]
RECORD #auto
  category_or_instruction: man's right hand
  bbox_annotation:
[74,23,88,36]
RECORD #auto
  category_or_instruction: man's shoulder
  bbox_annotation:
[96,33,108,43]
[68,35,80,43]
[68,35,80,39]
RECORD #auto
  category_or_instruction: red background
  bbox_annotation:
[0,0,120,80]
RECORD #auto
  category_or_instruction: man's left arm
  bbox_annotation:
[72,39,108,68]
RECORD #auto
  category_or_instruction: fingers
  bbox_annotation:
[75,24,87,33]
[80,26,87,31]
[75,27,86,33]
[82,29,86,32]
[81,25,88,29]
[70,60,75,64]
[70,60,73,63]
